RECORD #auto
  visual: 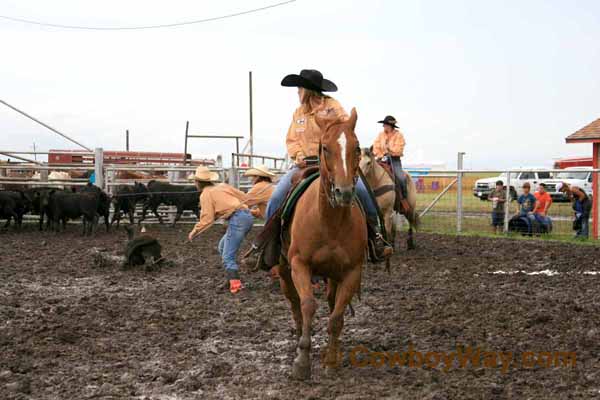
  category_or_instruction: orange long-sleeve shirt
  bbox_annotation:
[286,97,347,160]
[191,183,248,236]
[244,181,274,219]
[372,129,406,158]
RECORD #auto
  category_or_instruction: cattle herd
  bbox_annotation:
[0,180,200,234]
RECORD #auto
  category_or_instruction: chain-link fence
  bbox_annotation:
[409,167,598,241]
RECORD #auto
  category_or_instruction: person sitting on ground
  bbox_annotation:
[516,182,538,234]
[372,115,408,206]
[558,182,591,239]
[533,183,553,233]
[489,180,506,234]
[187,166,254,294]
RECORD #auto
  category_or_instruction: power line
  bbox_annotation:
[0,0,296,31]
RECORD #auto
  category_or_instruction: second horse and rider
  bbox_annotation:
[187,68,411,295]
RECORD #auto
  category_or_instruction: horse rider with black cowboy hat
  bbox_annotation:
[372,115,409,208]
[243,69,393,267]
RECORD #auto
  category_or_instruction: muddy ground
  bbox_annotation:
[0,224,599,399]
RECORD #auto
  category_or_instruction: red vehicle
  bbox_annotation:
[553,156,592,169]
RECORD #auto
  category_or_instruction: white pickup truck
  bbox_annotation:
[473,168,554,201]
[542,167,593,202]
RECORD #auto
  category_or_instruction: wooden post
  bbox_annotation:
[94,148,104,189]
[593,142,599,239]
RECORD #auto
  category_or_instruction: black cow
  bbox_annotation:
[48,184,110,235]
[48,191,97,235]
[24,187,66,231]
[139,180,199,226]
[78,184,111,232]
[0,191,31,229]
[111,182,148,227]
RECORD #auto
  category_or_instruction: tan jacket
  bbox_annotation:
[372,129,406,158]
[191,183,247,236]
[285,97,347,160]
[245,181,274,219]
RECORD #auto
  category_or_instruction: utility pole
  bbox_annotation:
[183,121,189,165]
[32,142,37,161]
[249,71,254,167]
[126,130,130,151]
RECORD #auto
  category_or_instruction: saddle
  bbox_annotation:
[253,161,374,270]
[375,160,408,214]
[252,165,321,270]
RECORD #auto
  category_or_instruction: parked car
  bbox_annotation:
[473,172,518,200]
[543,167,593,202]
[473,168,554,201]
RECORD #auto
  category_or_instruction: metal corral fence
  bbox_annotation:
[406,164,599,241]
[2,148,598,239]
[0,148,287,225]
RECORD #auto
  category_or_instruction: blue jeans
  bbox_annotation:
[265,166,377,221]
[576,217,589,238]
[534,214,552,232]
[520,212,537,233]
[218,209,254,273]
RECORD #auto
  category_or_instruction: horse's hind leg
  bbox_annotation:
[279,264,302,339]
[407,225,416,250]
[324,268,361,371]
[290,259,317,380]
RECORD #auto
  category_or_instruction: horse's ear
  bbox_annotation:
[314,113,332,133]
[348,107,358,130]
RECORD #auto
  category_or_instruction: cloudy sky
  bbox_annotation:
[1,0,599,169]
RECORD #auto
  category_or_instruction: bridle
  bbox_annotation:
[319,140,359,209]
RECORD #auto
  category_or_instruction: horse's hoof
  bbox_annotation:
[291,361,311,381]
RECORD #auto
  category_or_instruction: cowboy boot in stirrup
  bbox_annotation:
[367,216,393,262]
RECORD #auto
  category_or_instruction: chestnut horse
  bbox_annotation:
[359,147,419,249]
[278,108,367,380]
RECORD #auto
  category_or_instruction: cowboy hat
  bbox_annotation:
[243,165,276,178]
[189,166,220,182]
[281,69,338,92]
[378,115,399,129]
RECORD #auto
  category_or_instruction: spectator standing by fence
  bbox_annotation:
[533,183,553,233]
[489,180,506,234]
[561,184,592,239]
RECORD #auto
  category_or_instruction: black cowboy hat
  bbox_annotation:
[281,69,338,92]
[378,115,399,129]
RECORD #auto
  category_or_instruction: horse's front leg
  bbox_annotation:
[326,279,338,314]
[278,263,302,339]
[290,258,317,380]
[324,267,361,371]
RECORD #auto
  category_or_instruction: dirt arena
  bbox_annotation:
[1,224,598,399]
